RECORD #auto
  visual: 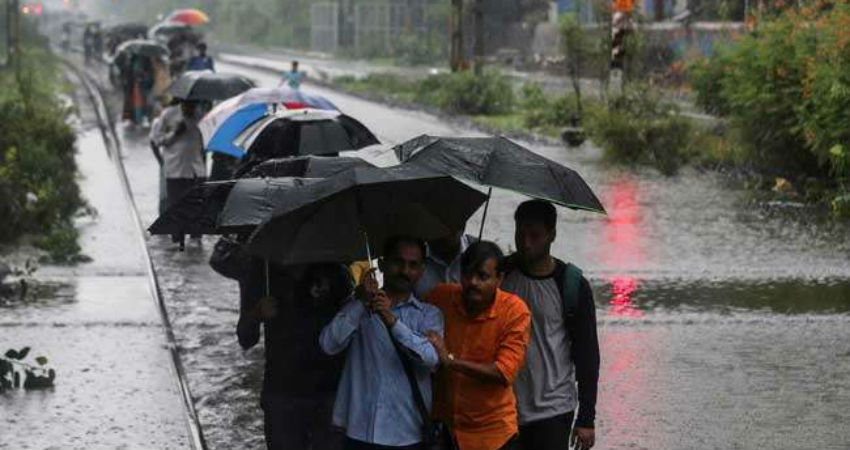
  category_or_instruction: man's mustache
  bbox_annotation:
[389,274,412,284]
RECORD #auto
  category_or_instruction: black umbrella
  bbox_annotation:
[148,177,322,236]
[246,165,487,266]
[114,39,169,60]
[217,177,322,233]
[147,181,235,236]
[105,23,149,39]
[244,155,376,178]
[167,70,255,101]
[235,108,380,158]
[394,135,606,236]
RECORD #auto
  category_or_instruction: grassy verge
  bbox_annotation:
[0,31,88,263]
[329,57,847,218]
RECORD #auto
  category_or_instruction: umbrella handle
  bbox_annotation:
[364,231,373,268]
[477,187,493,240]
[363,231,374,317]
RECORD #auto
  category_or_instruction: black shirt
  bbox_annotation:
[238,259,352,396]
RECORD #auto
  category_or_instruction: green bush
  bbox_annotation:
[415,70,515,115]
[36,225,89,264]
[587,85,693,175]
[688,53,732,116]
[688,3,850,179]
[334,73,418,101]
[0,45,83,246]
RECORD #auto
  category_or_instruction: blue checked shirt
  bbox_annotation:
[320,294,444,446]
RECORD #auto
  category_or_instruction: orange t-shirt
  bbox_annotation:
[613,0,635,12]
[428,284,531,450]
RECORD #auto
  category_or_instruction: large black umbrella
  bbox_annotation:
[246,165,487,266]
[394,135,605,236]
[167,70,255,101]
[148,181,233,236]
[244,155,375,178]
[148,158,375,235]
[217,177,322,234]
[114,39,169,60]
[148,177,322,236]
[235,108,380,158]
[104,23,149,39]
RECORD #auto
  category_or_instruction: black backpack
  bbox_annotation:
[552,260,584,322]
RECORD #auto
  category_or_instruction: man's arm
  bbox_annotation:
[426,304,530,386]
[236,274,264,349]
[318,296,367,355]
[389,305,444,370]
[149,142,163,166]
[237,297,277,349]
[571,277,600,429]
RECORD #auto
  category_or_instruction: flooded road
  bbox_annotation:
[112,61,850,449]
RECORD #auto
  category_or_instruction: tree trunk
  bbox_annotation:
[450,0,463,72]
[473,0,484,75]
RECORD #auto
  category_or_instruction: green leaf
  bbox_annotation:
[17,347,31,360]
[35,356,48,366]
[829,145,844,157]
[4,349,19,360]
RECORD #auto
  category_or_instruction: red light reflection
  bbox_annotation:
[602,179,645,317]
[608,275,643,317]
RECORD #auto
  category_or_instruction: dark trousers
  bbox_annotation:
[497,435,521,450]
[262,391,342,450]
[518,412,575,450]
[344,437,425,450]
[166,177,205,243]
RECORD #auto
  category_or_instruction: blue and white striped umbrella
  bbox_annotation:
[199,87,338,158]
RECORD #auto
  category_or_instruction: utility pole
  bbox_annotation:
[472,0,483,75]
[449,0,463,72]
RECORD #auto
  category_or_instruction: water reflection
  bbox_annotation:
[598,328,659,449]
[602,178,646,317]
[607,276,643,317]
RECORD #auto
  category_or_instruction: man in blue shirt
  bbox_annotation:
[320,236,444,450]
[414,229,476,300]
[280,60,304,89]
[187,42,215,71]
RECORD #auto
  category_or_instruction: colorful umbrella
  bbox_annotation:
[198,87,338,158]
[166,9,210,26]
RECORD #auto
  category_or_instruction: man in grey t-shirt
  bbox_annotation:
[501,200,600,450]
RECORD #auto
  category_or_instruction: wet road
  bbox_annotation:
[116,61,850,449]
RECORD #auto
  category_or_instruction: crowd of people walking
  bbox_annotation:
[74,12,602,450]
[235,203,600,450]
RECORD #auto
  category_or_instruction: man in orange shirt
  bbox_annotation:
[425,241,531,450]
